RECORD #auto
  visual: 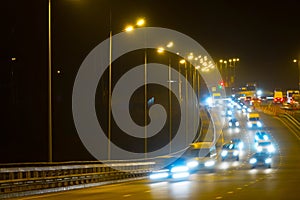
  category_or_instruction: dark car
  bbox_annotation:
[254,131,271,143]
[149,157,190,181]
[221,142,240,161]
[228,118,239,127]
[249,152,272,168]
[231,138,244,150]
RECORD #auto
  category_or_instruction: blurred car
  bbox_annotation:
[149,157,190,181]
[228,118,239,128]
[249,152,272,168]
[254,131,271,144]
[242,105,252,113]
[231,138,244,150]
[222,108,234,117]
[255,141,275,154]
[221,142,240,161]
[184,142,217,173]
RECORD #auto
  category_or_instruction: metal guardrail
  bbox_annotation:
[0,106,211,199]
[278,113,300,134]
[0,161,155,199]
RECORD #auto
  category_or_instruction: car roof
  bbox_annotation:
[257,141,272,145]
[252,152,272,157]
[222,143,238,149]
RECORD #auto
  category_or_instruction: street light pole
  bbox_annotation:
[293,59,300,90]
[48,0,53,163]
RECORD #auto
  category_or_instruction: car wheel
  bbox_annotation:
[268,164,271,168]
[236,156,239,161]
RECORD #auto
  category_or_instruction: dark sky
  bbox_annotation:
[1,0,299,163]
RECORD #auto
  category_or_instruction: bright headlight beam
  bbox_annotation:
[250,158,257,164]
[204,160,215,167]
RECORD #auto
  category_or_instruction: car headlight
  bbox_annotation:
[268,145,275,153]
[238,142,244,150]
[229,122,232,127]
[263,135,269,140]
[204,160,215,167]
[170,166,189,173]
[265,158,272,164]
[172,172,190,179]
[233,150,239,156]
[247,108,252,112]
[247,122,252,127]
[149,169,169,180]
[257,121,262,127]
[221,150,228,157]
[249,158,257,164]
[257,146,262,152]
[149,172,169,180]
[235,122,239,126]
[187,160,199,168]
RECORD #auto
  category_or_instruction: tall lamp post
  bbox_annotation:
[293,59,300,90]
[122,19,146,158]
[48,0,53,163]
[157,42,174,154]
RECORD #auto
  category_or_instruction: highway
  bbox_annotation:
[12,106,300,200]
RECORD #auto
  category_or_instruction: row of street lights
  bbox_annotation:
[218,58,240,88]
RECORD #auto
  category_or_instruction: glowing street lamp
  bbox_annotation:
[125,18,146,32]
[157,47,165,54]
[293,59,300,90]
[136,18,145,26]
[180,59,186,64]
[124,25,134,32]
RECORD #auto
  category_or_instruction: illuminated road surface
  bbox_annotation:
[14,112,300,200]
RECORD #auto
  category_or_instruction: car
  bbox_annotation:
[254,131,271,144]
[231,138,244,150]
[249,152,272,168]
[228,118,239,128]
[222,108,233,117]
[221,142,240,161]
[149,157,190,181]
[255,141,275,154]
[183,142,217,173]
[242,105,252,113]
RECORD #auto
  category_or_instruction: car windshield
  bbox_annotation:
[185,148,210,157]
[258,142,271,146]
[222,143,237,150]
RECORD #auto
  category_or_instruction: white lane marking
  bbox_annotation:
[216,196,223,199]
[123,194,132,197]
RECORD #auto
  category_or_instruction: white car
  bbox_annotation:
[255,141,275,154]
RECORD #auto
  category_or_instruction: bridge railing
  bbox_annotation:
[0,161,155,199]
[0,106,211,199]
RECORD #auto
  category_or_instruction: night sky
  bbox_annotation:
[1,0,299,163]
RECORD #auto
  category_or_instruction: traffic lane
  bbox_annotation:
[14,169,279,200]
[15,113,296,200]
[230,113,300,199]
